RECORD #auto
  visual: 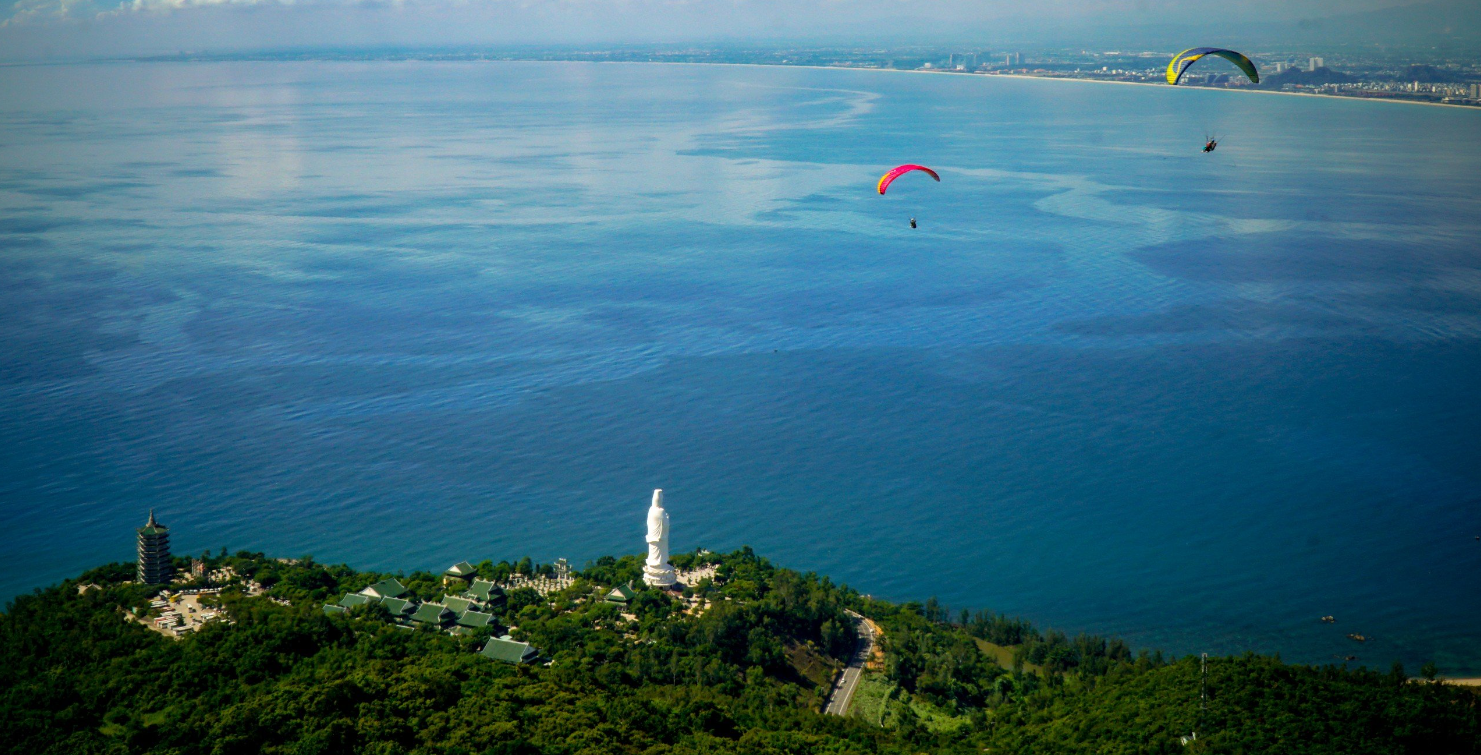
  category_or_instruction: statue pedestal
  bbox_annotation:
[643,562,677,587]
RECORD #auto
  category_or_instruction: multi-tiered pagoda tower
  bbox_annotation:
[136,510,173,584]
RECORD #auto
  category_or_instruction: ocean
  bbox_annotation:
[1,60,1478,674]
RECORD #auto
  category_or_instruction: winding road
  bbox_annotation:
[824,609,877,716]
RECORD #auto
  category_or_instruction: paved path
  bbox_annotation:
[824,610,876,716]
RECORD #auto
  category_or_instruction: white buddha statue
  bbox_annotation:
[643,489,677,587]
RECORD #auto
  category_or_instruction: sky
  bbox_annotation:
[0,0,1454,62]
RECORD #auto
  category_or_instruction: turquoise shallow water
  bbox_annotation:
[2,61,1479,673]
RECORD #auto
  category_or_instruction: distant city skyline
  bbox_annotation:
[2,0,1479,62]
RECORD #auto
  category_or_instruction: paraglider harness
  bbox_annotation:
[910,217,917,229]
[1203,133,1218,153]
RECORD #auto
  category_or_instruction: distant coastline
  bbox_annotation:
[620,60,1481,112]
[941,68,1481,111]
[99,52,1481,112]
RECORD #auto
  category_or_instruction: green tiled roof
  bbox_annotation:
[480,637,537,664]
[465,580,506,602]
[443,596,475,615]
[605,583,636,603]
[362,579,409,599]
[445,561,478,577]
[411,603,452,625]
[322,604,348,615]
[457,610,494,629]
[338,593,374,608]
[381,597,415,616]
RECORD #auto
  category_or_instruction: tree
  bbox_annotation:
[820,618,854,659]
[4,550,1479,755]
[504,587,542,616]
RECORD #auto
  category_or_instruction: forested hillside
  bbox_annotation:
[1,549,1474,754]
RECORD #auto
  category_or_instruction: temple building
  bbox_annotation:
[360,578,409,600]
[137,510,173,585]
[604,581,637,605]
[480,637,538,664]
[411,603,454,628]
[443,561,477,588]
[464,579,507,608]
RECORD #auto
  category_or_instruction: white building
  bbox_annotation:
[1309,57,1325,71]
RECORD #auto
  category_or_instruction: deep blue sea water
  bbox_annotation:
[2,61,1479,673]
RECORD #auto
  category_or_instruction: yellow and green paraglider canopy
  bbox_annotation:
[1166,48,1260,85]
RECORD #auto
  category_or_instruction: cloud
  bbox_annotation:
[3,0,100,25]
[121,0,295,12]
[4,0,326,25]
[3,0,1394,26]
